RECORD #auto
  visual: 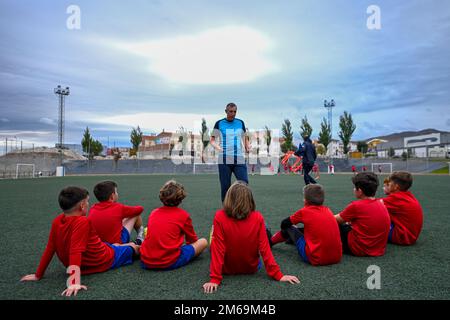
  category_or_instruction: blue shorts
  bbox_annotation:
[388,223,394,243]
[121,227,130,244]
[107,243,134,269]
[141,244,196,271]
[295,236,310,264]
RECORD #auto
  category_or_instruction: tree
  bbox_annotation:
[130,126,143,155]
[264,125,271,155]
[316,143,326,155]
[318,117,331,152]
[357,141,368,154]
[300,115,313,139]
[90,140,103,157]
[81,127,93,158]
[81,127,103,159]
[388,147,395,157]
[338,111,356,155]
[200,118,209,163]
[281,119,295,153]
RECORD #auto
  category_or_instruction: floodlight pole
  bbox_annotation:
[54,85,70,167]
[324,99,335,165]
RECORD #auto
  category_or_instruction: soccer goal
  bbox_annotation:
[16,164,35,179]
[192,162,218,174]
[371,163,393,174]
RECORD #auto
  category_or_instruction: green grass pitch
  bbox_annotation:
[1,174,449,300]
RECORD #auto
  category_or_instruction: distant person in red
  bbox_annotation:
[270,184,342,266]
[203,181,299,293]
[312,163,320,180]
[88,181,145,245]
[140,180,207,270]
[382,171,423,245]
[328,164,335,175]
[21,187,139,296]
[334,173,391,257]
[362,166,367,172]
[351,165,357,175]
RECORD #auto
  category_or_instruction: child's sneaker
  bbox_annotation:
[135,226,145,245]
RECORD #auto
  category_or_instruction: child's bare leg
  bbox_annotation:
[123,216,138,234]
[123,216,145,244]
[122,216,143,233]
[114,242,140,256]
[191,238,208,257]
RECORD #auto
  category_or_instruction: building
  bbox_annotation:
[326,140,358,158]
[56,143,84,156]
[374,130,450,158]
[138,130,206,160]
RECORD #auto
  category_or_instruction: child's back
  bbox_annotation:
[384,191,423,245]
[210,209,281,280]
[141,206,198,268]
[89,201,143,244]
[292,205,342,265]
[340,198,390,256]
[88,181,144,244]
[37,214,115,278]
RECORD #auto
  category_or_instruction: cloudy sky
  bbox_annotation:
[1,0,449,151]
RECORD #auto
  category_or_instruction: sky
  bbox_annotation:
[1,0,449,151]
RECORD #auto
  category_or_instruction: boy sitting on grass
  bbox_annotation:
[335,172,391,257]
[382,171,423,245]
[21,186,139,297]
[140,180,208,270]
[203,181,299,294]
[270,184,342,266]
[88,181,145,245]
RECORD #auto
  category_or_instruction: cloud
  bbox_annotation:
[105,26,278,85]
[39,117,56,126]
[92,112,222,133]
[1,118,10,123]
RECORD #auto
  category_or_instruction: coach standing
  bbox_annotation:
[295,135,317,185]
[210,103,250,202]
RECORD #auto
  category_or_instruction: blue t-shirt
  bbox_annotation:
[213,118,247,159]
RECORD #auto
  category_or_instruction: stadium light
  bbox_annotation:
[324,99,336,164]
[54,85,70,166]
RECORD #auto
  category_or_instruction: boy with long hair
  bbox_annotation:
[203,181,299,294]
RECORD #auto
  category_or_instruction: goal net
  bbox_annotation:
[371,163,393,174]
[16,164,36,179]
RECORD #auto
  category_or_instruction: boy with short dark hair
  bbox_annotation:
[21,186,139,296]
[335,172,391,257]
[270,184,342,266]
[140,180,208,270]
[88,181,145,245]
[382,171,423,245]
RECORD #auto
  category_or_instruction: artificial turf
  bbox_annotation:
[1,173,449,300]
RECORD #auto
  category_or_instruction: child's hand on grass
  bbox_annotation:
[20,274,40,281]
[61,284,87,297]
[279,275,300,284]
[203,282,219,293]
